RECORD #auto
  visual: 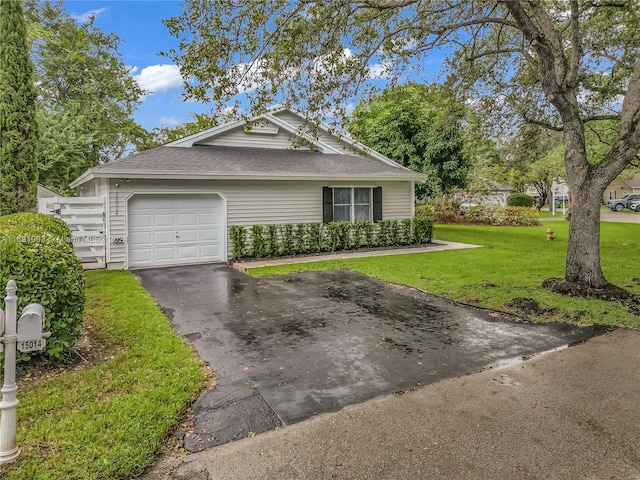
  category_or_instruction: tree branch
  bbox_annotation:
[566,0,582,89]
[358,0,418,10]
[523,116,564,132]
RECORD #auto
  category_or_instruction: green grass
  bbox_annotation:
[537,209,565,218]
[250,221,640,328]
[2,271,207,480]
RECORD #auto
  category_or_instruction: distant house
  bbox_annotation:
[603,173,640,203]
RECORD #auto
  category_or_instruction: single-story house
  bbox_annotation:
[70,106,425,269]
[458,182,511,208]
[603,173,640,203]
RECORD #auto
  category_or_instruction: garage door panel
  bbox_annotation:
[201,229,219,241]
[177,245,199,260]
[200,213,219,225]
[128,194,224,268]
[178,229,198,242]
[129,248,152,263]
[129,231,152,244]
[129,213,152,227]
[154,231,176,244]
[200,245,220,257]
[155,214,176,227]
[178,213,198,226]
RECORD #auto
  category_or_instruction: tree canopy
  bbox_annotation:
[348,83,470,199]
[165,0,640,291]
[0,0,39,214]
[26,0,147,193]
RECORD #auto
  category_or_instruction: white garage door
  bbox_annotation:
[128,194,224,268]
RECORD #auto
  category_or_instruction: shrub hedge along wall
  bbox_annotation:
[415,203,539,226]
[507,193,535,208]
[230,218,434,261]
[0,213,84,360]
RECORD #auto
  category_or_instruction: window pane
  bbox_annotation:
[355,205,370,221]
[334,205,351,222]
[354,188,370,204]
[334,188,351,205]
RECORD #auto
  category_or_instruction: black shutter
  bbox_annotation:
[373,187,382,222]
[323,187,333,223]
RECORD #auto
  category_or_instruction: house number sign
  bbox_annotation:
[0,280,50,464]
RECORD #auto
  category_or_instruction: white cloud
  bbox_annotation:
[72,8,107,23]
[159,116,182,127]
[368,62,392,80]
[133,64,184,94]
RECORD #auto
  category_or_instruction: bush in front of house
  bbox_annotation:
[0,213,84,360]
[229,217,434,261]
[463,205,540,226]
[507,193,535,208]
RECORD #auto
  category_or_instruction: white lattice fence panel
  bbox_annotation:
[38,197,106,270]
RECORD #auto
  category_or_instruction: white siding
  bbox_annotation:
[91,179,412,268]
[273,110,359,155]
[79,179,98,196]
[196,124,311,150]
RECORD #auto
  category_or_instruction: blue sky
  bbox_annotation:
[63,1,447,132]
[65,1,211,131]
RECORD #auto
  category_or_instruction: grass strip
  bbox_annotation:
[2,270,207,480]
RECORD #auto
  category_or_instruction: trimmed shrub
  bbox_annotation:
[377,220,392,247]
[229,225,248,260]
[352,221,367,249]
[231,217,435,261]
[507,193,535,208]
[294,223,307,254]
[280,224,294,256]
[400,218,414,245]
[266,224,279,257]
[0,213,84,360]
[250,225,266,258]
[324,222,341,252]
[307,223,323,253]
[363,220,376,247]
[463,205,539,226]
[414,204,437,221]
[389,220,401,246]
[336,222,351,250]
[413,217,434,244]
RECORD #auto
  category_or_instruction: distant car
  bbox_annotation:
[629,200,640,212]
[607,194,640,212]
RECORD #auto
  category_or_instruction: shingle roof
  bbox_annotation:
[90,145,419,178]
[627,173,640,188]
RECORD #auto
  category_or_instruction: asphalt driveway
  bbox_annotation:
[136,264,604,452]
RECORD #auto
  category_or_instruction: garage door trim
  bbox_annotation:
[125,191,227,268]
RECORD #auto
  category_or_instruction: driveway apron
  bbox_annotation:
[136,264,604,452]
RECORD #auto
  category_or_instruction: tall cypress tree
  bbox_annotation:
[0,0,39,214]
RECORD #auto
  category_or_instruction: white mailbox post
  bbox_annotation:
[0,280,49,465]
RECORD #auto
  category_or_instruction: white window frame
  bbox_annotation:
[332,187,373,222]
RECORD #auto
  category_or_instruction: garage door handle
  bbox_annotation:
[175,232,180,238]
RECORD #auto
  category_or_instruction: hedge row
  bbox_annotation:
[0,213,85,360]
[229,218,434,260]
[462,206,540,226]
[415,203,539,226]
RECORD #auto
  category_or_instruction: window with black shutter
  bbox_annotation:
[322,187,381,223]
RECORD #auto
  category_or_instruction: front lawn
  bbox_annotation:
[250,221,640,328]
[1,271,207,480]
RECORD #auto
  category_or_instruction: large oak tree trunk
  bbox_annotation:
[564,181,607,287]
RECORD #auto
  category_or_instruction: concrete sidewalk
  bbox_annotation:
[142,329,640,480]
